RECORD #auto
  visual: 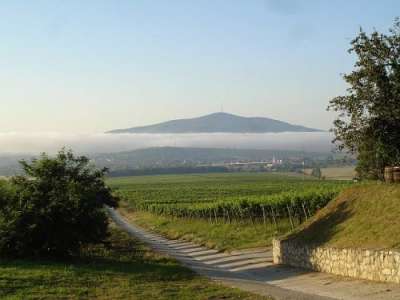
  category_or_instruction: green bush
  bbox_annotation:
[0,149,118,257]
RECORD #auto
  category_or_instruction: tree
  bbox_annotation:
[0,149,118,257]
[328,19,400,179]
[311,166,322,179]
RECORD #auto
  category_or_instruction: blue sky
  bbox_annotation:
[1,0,399,133]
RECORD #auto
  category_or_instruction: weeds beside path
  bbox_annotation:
[119,202,290,251]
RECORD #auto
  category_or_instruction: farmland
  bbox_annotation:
[108,172,351,250]
[304,166,356,180]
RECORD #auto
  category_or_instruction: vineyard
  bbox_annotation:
[109,173,351,229]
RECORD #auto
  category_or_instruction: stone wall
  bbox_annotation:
[273,239,400,284]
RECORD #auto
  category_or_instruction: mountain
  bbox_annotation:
[0,154,34,176]
[106,112,322,134]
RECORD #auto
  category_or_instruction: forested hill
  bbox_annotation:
[92,147,332,169]
[107,112,322,134]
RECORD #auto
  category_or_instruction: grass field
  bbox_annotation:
[286,183,400,249]
[108,172,317,203]
[109,172,350,250]
[0,226,270,300]
[305,166,356,180]
[119,203,291,250]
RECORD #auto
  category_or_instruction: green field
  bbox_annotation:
[109,172,350,250]
[0,227,269,300]
[108,172,316,202]
[305,166,356,180]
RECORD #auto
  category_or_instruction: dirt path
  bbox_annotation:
[107,207,400,300]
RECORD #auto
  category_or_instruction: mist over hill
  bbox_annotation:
[107,112,322,134]
[0,131,333,155]
[92,147,320,169]
[0,125,334,176]
[0,146,354,177]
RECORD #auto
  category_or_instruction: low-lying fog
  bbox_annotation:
[0,132,334,154]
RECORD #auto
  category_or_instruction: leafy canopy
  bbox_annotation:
[0,149,118,257]
[328,19,400,179]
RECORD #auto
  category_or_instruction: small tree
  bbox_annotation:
[0,149,118,257]
[311,166,322,179]
[328,19,400,179]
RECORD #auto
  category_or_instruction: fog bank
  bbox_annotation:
[0,132,334,154]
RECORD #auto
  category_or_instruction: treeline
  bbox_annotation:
[108,166,230,177]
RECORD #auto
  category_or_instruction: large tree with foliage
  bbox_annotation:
[328,19,400,179]
[0,149,118,257]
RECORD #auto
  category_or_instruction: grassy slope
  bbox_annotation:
[120,203,291,251]
[0,227,270,300]
[285,183,400,249]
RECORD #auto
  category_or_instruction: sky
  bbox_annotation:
[1,0,399,134]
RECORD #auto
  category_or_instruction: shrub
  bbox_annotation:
[0,149,118,257]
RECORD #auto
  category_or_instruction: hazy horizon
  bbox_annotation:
[0,132,334,155]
